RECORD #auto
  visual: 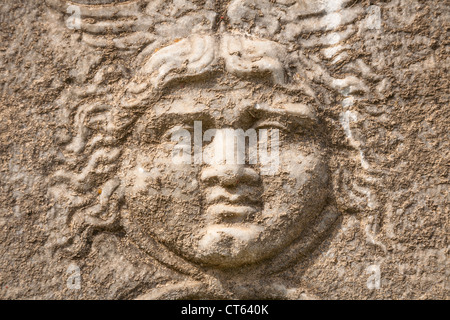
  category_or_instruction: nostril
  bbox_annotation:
[201,174,220,186]
[220,175,241,187]
[200,168,222,185]
[200,166,260,186]
[240,168,260,184]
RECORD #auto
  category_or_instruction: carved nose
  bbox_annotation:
[201,165,259,187]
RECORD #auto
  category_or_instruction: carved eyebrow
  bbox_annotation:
[149,103,318,131]
[250,103,318,125]
[152,110,207,130]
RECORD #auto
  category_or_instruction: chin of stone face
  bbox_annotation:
[0,0,447,301]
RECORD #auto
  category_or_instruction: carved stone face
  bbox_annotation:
[37,0,393,300]
[120,80,329,268]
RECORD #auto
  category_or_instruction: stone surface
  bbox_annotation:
[0,0,448,299]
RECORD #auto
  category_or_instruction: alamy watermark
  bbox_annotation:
[66,5,81,30]
[66,264,81,290]
[366,264,381,290]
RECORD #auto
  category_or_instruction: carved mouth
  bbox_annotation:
[206,204,258,223]
[204,186,261,223]
[205,186,260,204]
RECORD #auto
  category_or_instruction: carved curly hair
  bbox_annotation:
[46,0,388,266]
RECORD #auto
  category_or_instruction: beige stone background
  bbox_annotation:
[0,0,448,299]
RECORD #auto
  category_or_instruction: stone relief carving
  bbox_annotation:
[42,0,390,299]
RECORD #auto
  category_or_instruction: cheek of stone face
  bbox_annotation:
[122,145,207,249]
[258,144,329,240]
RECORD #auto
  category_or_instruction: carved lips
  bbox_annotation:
[201,166,262,224]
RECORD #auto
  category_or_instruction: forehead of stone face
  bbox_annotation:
[134,78,319,135]
[158,77,313,110]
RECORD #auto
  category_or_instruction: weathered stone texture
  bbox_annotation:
[0,0,448,299]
